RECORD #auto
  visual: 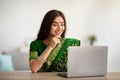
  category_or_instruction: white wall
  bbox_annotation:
[0,0,120,72]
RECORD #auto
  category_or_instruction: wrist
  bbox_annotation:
[40,46,53,59]
[48,45,54,50]
[38,55,46,63]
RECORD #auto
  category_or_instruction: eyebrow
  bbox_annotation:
[53,21,64,24]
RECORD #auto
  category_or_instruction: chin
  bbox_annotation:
[55,35,61,38]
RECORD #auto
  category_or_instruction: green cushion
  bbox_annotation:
[0,54,14,71]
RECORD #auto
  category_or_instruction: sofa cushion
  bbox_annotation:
[3,49,30,71]
[0,54,14,71]
[11,52,30,70]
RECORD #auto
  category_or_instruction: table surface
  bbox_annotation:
[0,71,120,80]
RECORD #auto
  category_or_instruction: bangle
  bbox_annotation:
[38,56,46,63]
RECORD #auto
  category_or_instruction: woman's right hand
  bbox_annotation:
[48,37,60,49]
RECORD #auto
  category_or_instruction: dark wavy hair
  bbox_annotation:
[37,10,66,40]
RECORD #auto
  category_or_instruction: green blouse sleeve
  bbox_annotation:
[29,41,38,60]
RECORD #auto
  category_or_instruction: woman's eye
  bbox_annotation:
[52,23,57,26]
[61,23,64,26]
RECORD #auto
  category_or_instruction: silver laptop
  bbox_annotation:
[58,46,108,78]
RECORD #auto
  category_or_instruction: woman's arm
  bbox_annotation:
[29,37,60,73]
[29,46,53,73]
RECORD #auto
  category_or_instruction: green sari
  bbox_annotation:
[29,38,80,72]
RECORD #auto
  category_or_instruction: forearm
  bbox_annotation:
[29,58,43,73]
[29,46,53,73]
[40,45,53,60]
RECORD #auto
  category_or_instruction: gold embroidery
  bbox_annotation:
[45,38,65,69]
[30,51,38,59]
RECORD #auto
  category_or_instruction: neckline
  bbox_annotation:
[41,40,48,46]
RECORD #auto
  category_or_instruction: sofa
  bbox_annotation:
[0,47,30,71]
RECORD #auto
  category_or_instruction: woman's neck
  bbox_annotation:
[43,37,52,46]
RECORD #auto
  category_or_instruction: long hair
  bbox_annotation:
[37,10,66,40]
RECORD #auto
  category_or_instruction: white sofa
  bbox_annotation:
[10,51,30,71]
[1,48,30,71]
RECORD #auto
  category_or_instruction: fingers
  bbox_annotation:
[55,37,60,44]
[48,37,60,49]
[56,36,61,39]
[52,37,60,44]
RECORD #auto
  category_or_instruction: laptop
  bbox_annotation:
[58,46,108,78]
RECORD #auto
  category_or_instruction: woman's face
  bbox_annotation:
[50,16,65,38]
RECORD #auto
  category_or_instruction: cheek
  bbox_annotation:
[62,27,65,31]
[50,27,56,33]
[52,28,57,31]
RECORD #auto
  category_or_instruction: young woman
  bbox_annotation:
[29,10,80,73]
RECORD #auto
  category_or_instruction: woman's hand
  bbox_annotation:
[48,37,60,49]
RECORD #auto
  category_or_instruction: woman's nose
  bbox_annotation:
[57,25,61,30]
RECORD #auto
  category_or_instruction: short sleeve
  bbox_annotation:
[29,41,38,60]
[30,41,38,52]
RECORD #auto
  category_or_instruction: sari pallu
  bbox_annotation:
[29,38,80,72]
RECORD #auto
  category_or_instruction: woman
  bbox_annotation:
[29,10,80,73]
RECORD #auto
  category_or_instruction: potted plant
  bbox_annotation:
[88,35,97,46]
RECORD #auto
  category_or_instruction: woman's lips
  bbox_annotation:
[55,31,62,35]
